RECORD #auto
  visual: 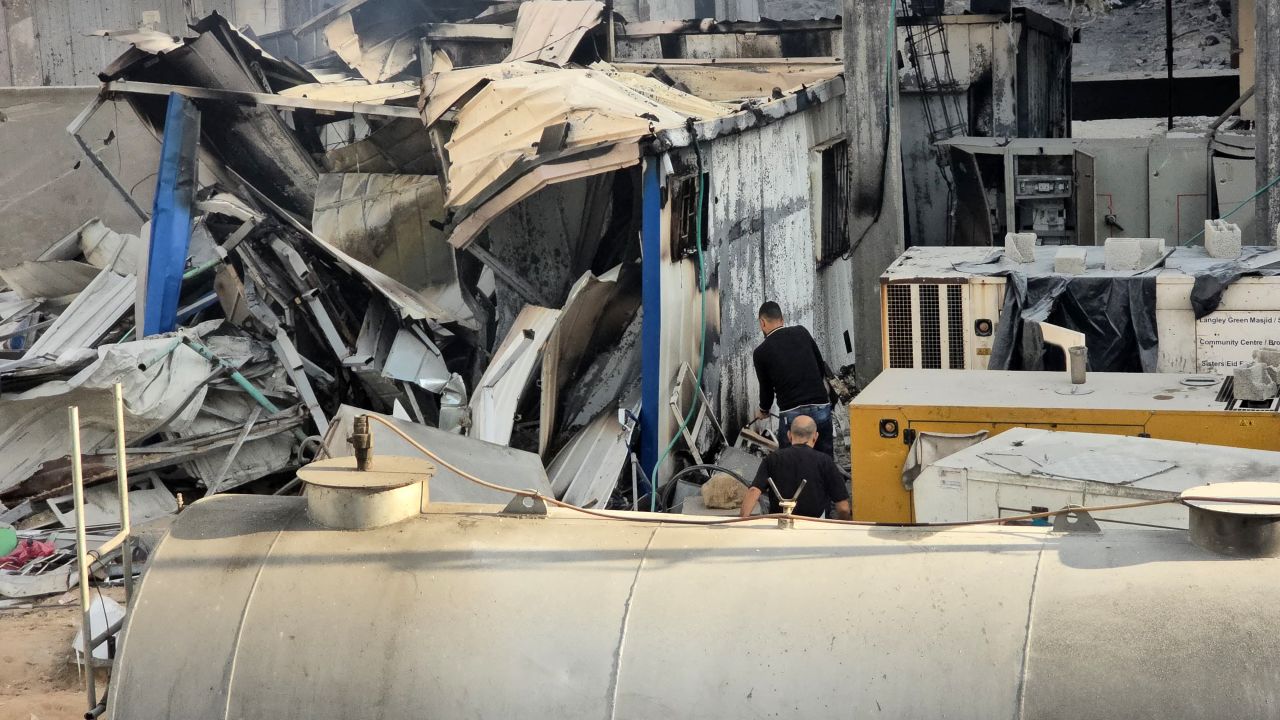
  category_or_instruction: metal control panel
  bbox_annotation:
[1015,174,1072,199]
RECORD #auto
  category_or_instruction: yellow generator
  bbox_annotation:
[849,368,1280,522]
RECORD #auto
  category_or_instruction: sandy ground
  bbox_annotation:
[0,590,119,720]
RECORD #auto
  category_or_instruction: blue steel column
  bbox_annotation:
[639,158,662,479]
[142,93,201,337]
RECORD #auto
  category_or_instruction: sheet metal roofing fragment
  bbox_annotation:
[13,270,136,372]
[0,261,100,300]
[0,336,210,495]
[324,405,552,503]
[323,1,432,83]
[469,305,561,445]
[538,265,636,455]
[99,14,321,217]
[311,173,477,328]
[428,66,690,209]
[504,0,605,65]
[547,406,636,506]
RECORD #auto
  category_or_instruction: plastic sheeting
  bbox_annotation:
[957,246,1280,373]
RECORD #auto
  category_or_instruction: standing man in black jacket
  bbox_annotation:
[752,301,836,456]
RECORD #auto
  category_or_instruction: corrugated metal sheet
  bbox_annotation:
[504,0,603,65]
[0,0,301,86]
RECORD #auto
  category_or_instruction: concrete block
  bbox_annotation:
[1137,237,1166,267]
[1054,246,1088,275]
[1254,346,1280,368]
[1233,363,1279,401]
[1205,219,1242,259]
[1004,232,1037,263]
[1104,238,1143,271]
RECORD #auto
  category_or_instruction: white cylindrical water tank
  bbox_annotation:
[106,495,1280,719]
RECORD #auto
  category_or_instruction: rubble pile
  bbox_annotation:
[2,0,839,594]
[4,4,759,598]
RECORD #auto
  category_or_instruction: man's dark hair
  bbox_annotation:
[758,301,783,322]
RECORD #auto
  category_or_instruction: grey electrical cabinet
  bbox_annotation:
[942,138,1097,246]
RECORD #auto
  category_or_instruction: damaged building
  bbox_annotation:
[0,0,855,538]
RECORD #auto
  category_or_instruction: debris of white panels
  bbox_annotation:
[1004,232,1037,263]
[1205,219,1243,259]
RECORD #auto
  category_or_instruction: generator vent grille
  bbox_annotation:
[885,283,966,370]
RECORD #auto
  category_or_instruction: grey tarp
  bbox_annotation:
[955,246,1280,372]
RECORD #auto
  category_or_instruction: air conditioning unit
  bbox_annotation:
[882,245,1280,374]
[880,248,1006,370]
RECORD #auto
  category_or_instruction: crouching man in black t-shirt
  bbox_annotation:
[739,415,851,520]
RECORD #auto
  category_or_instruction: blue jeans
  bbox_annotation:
[777,403,834,457]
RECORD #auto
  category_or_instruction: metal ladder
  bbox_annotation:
[902,8,969,242]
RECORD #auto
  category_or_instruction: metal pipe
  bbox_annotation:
[1209,85,1257,133]
[69,406,97,712]
[1165,0,1174,131]
[1068,346,1087,385]
[113,383,133,603]
[181,338,281,415]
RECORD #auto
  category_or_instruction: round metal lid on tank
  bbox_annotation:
[298,455,435,530]
[1182,481,1280,558]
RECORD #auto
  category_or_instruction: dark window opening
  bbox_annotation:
[818,140,850,264]
[670,172,709,260]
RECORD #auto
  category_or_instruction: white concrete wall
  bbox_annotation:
[697,99,850,437]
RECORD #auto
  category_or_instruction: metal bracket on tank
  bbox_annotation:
[1051,505,1101,534]
[500,494,548,518]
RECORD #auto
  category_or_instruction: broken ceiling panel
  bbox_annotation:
[324,1,432,84]
[613,62,841,102]
[504,0,605,66]
[448,141,641,250]
[419,62,552,126]
[469,304,561,446]
[382,328,451,390]
[323,119,437,174]
[325,405,553,503]
[0,261,101,300]
[438,68,689,209]
[181,387,297,493]
[557,308,641,435]
[312,173,476,328]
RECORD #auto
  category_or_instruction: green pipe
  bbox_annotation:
[1184,171,1280,245]
[181,338,282,415]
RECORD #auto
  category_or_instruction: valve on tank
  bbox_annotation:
[767,477,806,529]
[350,415,373,471]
